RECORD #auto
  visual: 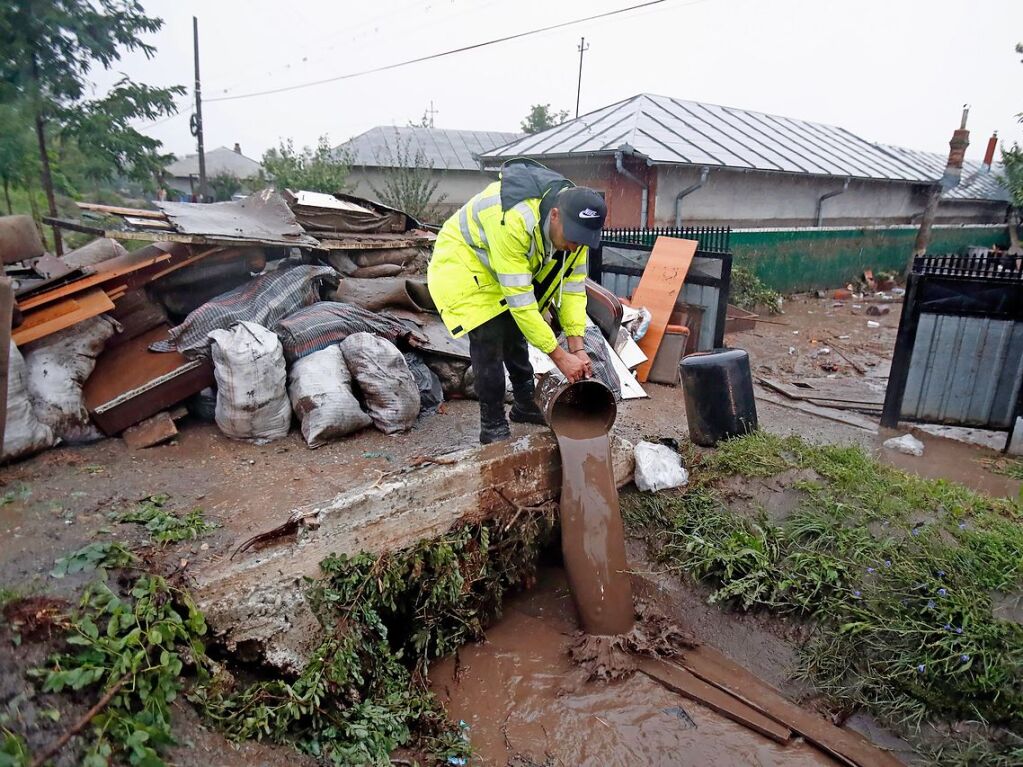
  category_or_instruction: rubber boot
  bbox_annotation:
[479,403,511,444]
[509,382,547,425]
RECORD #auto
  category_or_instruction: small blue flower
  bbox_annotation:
[927,600,936,609]
[938,588,947,597]
[961,654,970,663]
[958,522,967,530]
[944,623,952,631]
[956,627,963,635]
[917,664,926,673]
[866,567,876,574]
[912,528,921,536]
[853,590,862,598]
[884,560,892,568]
[937,570,945,578]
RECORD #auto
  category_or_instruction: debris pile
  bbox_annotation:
[1,191,666,461]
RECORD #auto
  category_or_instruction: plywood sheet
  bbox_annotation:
[12,288,115,346]
[630,237,696,382]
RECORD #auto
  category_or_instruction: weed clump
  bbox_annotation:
[622,432,1023,764]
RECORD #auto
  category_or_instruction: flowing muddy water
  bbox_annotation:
[549,398,634,636]
[430,569,836,766]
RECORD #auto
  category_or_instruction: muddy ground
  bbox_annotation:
[1,293,1018,765]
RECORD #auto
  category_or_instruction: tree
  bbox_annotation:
[261,137,349,194]
[0,1,183,253]
[996,41,1023,252]
[0,101,37,214]
[369,131,447,223]
[208,171,244,202]
[520,104,570,134]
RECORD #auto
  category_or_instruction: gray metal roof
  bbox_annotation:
[876,143,1011,202]
[336,126,523,172]
[480,94,1010,201]
[165,146,263,179]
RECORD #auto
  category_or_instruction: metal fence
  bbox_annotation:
[602,226,731,254]
[882,254,1023,451]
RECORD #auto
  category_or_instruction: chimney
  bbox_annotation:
[233,143,242,155]
[940,105,970,190]
[981,132,997,173]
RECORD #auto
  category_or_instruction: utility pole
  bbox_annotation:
[190,16,208,202]
[426,100,438,128]
[575,37,590,119]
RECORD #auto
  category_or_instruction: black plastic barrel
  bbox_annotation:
[679,348,758,446]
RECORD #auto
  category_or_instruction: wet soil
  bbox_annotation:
[430,568,838,767]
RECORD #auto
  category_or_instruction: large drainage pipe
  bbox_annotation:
[536,374,635,636]
[815,177,850,227]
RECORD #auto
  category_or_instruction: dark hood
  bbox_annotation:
[499,159,572,217]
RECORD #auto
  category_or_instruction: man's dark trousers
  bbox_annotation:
[467,311,536,440]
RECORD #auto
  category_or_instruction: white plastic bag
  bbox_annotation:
[634,441,689,492]
[209,321,291,443]
[883,433,925,457]
[2,342,56,461]
[24,315,119,444]
[288,345,371,447]
[340,333,419,434]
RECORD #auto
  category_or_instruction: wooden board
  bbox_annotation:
[756,387,880,433]
[0,279,14,449]
[12,288,115,346]
[758,376,884,406]
[636,657,792,744]
[630,237,696,382]
[75,202,167,219]
[679,645,904,767]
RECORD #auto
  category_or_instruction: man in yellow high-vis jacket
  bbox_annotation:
[427,159,607,443]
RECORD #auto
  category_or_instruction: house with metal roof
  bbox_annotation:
[164,144,263,200]
[479,93,1010,229]
[336,126,522,219]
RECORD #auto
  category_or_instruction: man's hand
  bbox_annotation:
[550,346,588,383]
[572,349,593,379]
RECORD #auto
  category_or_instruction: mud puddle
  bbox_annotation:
[877,428,1022,499]
[430,569,837,766]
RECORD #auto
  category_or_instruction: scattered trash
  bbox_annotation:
[883,434,925,457]
[634,441,689,492]
[866,305,890,316]
[867,320,880,328]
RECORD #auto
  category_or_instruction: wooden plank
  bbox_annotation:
[122,411,177,449]
[76,202,166,219]
[42,218,205,245]
[760,376,884,406]
[12,289,114,346]
[0,278,14,449]
[635,657,792,744]
[17,250,174,311]
[756,387,879,433]
[680,645,904,767]
[124,216,174,230]
[630,237,697,382]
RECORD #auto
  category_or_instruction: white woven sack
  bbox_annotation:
[209,321,291,443]
[2,342,56,461]
[288,345,371,448]
[24,315,119,444]
[340,332,419,434]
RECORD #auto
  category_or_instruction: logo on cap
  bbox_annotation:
[579,208,601,219]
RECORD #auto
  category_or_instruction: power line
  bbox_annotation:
[206,0,669,104]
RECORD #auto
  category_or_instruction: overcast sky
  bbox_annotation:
[87,0,1023,164]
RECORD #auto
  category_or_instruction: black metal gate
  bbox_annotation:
[881,254,1023,451]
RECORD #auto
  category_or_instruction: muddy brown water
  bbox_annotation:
[549,400,634,636]
[431,569,836,766]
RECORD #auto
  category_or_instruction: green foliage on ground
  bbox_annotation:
[622,432,1023,765]
[117,495,218,544]
[50,542,137,579]
[195,509,557,766]
[28,574,208,767]
[729,265,782,313]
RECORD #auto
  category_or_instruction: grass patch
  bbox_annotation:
[117,495,218,544]
[983,456,1023,481]
[622,432,1023,763]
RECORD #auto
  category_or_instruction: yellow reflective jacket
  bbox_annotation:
[426,160,588,354]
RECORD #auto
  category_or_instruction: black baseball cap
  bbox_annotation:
[556,187,607,249]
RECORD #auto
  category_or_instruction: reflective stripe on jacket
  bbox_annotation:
[426,175,588,354]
